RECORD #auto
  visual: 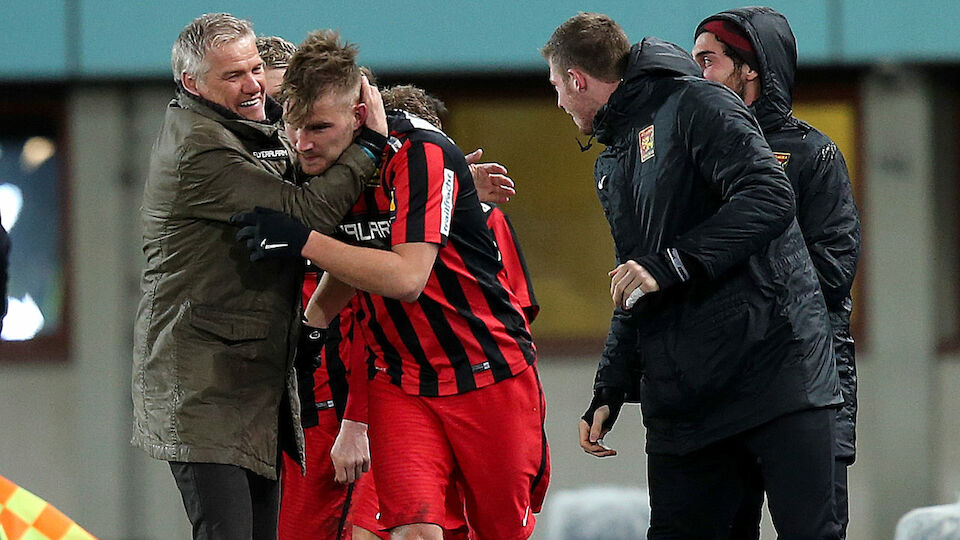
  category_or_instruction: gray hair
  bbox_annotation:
[171,13,255,82]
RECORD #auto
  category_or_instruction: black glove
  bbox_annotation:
[231,206,311,261]
[582,386,626,431]
[294,324,327,429]
[294,324,327,375]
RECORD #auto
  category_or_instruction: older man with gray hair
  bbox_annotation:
[131,12,388,540]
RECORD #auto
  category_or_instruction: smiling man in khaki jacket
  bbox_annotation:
[131,12,388,539]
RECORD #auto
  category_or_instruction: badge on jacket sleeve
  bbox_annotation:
[639,125,655,163]
[774,152,791,169]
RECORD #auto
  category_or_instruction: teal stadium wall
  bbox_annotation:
[2,0,959,80]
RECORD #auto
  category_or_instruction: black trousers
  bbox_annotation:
[729,456,851,540]
[647,408,842,540]
[170,461,281,540]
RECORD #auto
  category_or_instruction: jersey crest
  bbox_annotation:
[774,152,791,169]
[639,125,655,163]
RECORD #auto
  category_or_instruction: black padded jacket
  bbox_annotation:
[592,37,841,455]
[697,7,861,461]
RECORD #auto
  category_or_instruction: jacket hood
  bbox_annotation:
[696,7,797,132]
[594,37,701,142]
[624,37,703,83]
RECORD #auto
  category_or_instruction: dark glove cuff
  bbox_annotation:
[295,225,312,254]
[582,386,626,430]
[637,248,697,291]
[356,127,388,167]
[294,325,327,373]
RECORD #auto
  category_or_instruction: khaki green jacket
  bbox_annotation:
[131,92,375,479]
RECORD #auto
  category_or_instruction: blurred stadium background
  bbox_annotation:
[1,1,960,537]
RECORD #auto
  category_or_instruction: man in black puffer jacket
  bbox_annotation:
[542,13,842,538]
[694,7,861,537]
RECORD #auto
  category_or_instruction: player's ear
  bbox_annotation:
[568,68,588,92]
[181,71,201,96]
[353,101,367,131]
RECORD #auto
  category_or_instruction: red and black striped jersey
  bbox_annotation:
[355,112,537,397]
[296,179,391,421]
[482,203,539,325]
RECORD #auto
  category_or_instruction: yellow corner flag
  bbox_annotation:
[0,474,97,540]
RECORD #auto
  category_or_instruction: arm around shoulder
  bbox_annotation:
[285,144,378,234]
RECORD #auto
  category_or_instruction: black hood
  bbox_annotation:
[594,37,701,143]
[623,37,703,83]
[696,7,797,133]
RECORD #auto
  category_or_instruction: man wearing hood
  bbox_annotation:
[542,12,842,538]
[694,6,861,537]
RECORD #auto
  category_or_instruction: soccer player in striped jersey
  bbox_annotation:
[318,84,541,540]
[254,34,374,540]
[260,34,527,539]
[234,39,549,540]
[256,32,385,540]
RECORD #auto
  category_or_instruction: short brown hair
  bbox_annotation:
[541,12,630,82]
[381,85,447,129]
[280,30,361,127]
[256,35,297,70]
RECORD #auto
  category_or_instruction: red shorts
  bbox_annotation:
[351,462,468,538]
[368,366,550,540]
[279,410,388,540]
[349,461,383,536]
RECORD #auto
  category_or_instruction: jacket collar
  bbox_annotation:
[174,84,284,140]
[384,110,454,153]
[594,37,701,145]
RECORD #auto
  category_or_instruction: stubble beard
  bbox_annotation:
[725,71,748,102]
